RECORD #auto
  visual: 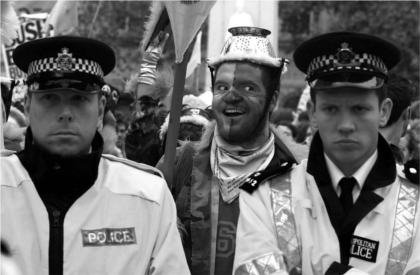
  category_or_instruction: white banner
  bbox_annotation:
[2,19,50,80]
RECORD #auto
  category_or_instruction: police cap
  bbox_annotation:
[293,32,401,90]
[13,36,116,94]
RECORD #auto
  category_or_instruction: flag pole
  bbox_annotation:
[161,36,196,188]
[193,67,199,92]
[88,0,103,38]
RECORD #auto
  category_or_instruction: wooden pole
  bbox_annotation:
[193,66,199,93]
[161,60,188,187]
[161,37,196,188]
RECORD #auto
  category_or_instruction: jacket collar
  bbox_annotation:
[17,127,103,195]
[307,131,396,189]
[389,142,403,165]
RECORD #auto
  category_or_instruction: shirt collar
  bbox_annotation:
[325,150,378,193]
[307,132,396,189]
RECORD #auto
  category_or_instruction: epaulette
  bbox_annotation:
[240,161,294,194]
[1,149,16,157]
[101,154,163,178]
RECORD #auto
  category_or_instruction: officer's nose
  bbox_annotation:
[58,106,73,122]
[337,112,355,133]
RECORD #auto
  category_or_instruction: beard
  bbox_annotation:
[216,111,269,145]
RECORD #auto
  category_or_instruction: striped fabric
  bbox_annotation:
[28,57,103,77]
[307,53,387,77]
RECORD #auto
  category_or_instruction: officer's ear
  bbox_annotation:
[401,107,411,137]
[379,98,393,127]
[24,93,31,125]
[97,94,106,129]
[269,90,279,113]
[307,100,318,129]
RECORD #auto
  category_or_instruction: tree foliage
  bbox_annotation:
[279,1,419,93]
[77,1,155,87]
[78,1,151,48]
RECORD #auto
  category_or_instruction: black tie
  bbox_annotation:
[339,177,357,216]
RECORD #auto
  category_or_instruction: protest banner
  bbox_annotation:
[2,18,50,80]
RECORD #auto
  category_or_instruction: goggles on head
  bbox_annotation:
[28,79,102,94]
[181,108,212,122]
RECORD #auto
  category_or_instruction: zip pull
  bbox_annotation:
[53,210,60,227]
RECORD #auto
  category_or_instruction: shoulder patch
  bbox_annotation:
[101,154,163,178]
[240,161,294,194]
[402,161,419,185]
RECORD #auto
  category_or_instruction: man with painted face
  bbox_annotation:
[1,36,189,275]
[233,32,419,275]
[156,27,308,275]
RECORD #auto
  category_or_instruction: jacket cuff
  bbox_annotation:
[325,262,352,275]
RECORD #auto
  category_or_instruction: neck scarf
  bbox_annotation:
[210,126,275,203]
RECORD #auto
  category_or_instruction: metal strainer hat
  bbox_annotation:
[207,27,289,74]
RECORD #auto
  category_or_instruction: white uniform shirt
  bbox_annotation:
[325,150,378,202]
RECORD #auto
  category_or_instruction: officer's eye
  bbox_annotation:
[353,106,368,113]
[41,94,58,101]
[73,95,88,102]
[324,106,336,113]
[243,86,253,92]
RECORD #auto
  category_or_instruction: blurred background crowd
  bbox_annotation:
[1,0,419,182]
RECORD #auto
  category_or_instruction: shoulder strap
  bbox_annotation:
[386,177,419,275]
[101,154,163,178]
[240,161,293,194]
[1,149,16,157]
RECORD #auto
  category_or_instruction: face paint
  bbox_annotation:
[212,62,271,148]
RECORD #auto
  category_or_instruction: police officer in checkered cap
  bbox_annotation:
[2,36,190,274]
[234,32,419,275]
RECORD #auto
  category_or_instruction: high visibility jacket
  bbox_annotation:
[233,160,420,275]
[1,151,190,275]
[156,122,308,275]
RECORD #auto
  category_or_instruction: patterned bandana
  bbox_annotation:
[210,127,275,203]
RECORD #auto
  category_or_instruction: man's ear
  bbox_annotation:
[307,100,318,129]
[24,93,31,125]
[269,90,279,113]
[401,107,411,137]
[404,106,411,121]
[379,98,393,127]
[97,95,106,130]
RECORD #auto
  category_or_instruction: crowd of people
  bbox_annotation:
[1,5,419,275]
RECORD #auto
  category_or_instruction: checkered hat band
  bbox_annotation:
[308,53,387,75]
[28,58,104,77]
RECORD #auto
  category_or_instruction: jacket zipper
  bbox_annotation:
[49,209,64,275]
